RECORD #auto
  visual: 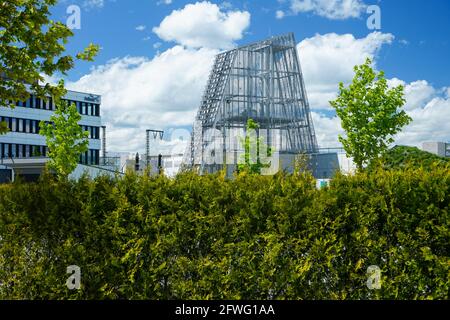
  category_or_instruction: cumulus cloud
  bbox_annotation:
[289,0,367,20]
[83,0,104,9]
[66,23,448,153]
[67,46,217,152]
[311,78,450,148]
[296,32,449,148]
[394,85,450,147]
[297,32,394,110]
[136,25,146,31]
[276,10,285,19]
[152,1,250,49]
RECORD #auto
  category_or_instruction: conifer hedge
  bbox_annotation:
[0,166,448,299]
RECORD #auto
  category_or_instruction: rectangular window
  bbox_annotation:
[18,144,23,158]
[25,119,30,133]
[35,97,41,109]
[49,97,53,110]
[95,149,99,165]
[11,144,16,158]
[4,144,10,158]
[3,117,10,130]
[25,145,30,158]
[82,102,86,115]
[27,96,32,108]
[43,99,47,110]
[18,119,23,132]
[11,118,16,132]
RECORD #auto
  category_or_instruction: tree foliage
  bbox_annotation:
[39,100,89,179]
[0,0,99,134]
[0,166,448,300]
[237,119,272,174]
[330,58,412,171]
[367,145,450,172]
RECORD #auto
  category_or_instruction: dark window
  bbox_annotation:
[25,119,30,133]
[18,144,23,158]
[35,97,41,109]
[3,117,10,130]
[4,144,10,158]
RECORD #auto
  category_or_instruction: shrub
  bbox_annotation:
[0,167,448,299]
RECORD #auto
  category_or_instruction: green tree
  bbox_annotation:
[0,0,99,134]
[39,100,89,179]
[329,58,412,171]
[237,119,272,174]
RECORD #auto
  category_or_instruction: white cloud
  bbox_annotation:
[67,46,217,153]
[276,10,285,19]
[297,32,394,110]
[136,25,146,31]
[152,1,250,49]
[312,112,344,147]
[83,0,104,9]
[66,26,449,153]
[158,0,173,4]
[312,81,450,149]
[290,0,366,20]
[296,32,449,149]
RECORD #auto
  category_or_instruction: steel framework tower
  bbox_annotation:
[183,33,318,172]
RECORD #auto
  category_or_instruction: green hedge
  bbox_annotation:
[367,145,450,171]
[0,167,449,299]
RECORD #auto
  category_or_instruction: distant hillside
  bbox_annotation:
[367,145,450,171]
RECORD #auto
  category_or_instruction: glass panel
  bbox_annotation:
[11,144,16,158]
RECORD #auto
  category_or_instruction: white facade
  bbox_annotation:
[0,89,103,182]
[422,141,450,158]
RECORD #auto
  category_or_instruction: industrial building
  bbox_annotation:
[0,88,107,182]
[182,33,339,177]
[422,141,450,158]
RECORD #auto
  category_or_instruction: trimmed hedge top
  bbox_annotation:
[0,167,449,299]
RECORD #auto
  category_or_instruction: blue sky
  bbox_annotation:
[49,0,450,153]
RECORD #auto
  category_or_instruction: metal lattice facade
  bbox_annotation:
[183,33,319,172]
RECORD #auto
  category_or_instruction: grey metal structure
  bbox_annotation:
[183,33,318,172]
[146,129,164,168]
